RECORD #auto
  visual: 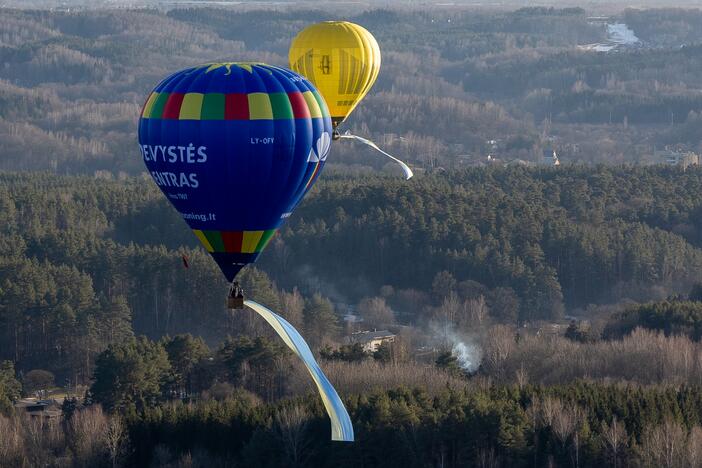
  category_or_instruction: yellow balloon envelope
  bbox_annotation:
[289,21,380,133]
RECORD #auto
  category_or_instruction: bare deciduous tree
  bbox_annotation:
[484,327,702,387]
[482,325,516,380]
[105,414,128,468]
[552,404,585,468]
[358,297,395,330]
[0,414,25,465]
[686,426,702,468]
[68,405,109,467]
[465,295,488,328]
[433,293,461,346]
[539,397,562,429]
[601,416,628,468]
[476,445,498,468]
[515,363,528,390]
[274,404,311,468]
[280,288,305,330]
[638,418,687,468]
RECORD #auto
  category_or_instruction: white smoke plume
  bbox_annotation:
[451,340,482,373]
[430,321,483,373]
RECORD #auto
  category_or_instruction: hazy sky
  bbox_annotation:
[3,0,702,9]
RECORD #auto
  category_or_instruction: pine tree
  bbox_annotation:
[90,337,171,412]
[303,293,339,347]
[0,360,21,414]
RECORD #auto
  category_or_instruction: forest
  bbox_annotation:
[4,6,702,173]
[5,3,702,467]
[3,167,702,465]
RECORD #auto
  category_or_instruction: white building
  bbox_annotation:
[655,149,700,167]
[348,330,396,353]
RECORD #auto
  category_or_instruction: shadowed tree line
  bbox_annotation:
[5,381,702,467]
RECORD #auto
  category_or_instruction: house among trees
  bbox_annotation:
[14,399,62,419]
[347,330,396,352]
[655,148,700,167]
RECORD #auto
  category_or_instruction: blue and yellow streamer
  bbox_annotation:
[244,299,354,442]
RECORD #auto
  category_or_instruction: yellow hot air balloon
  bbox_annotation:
[289,21,380,139]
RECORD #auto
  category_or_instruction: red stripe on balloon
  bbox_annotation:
[221,231,244,253]
[304,162,321,191]
[288,92,311,119]
[162,93,185,119]
[225,94,249,120]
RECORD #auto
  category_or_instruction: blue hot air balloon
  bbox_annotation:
[138,62,332,283]
[138,64,354,442]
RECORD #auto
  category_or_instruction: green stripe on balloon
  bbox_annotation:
[201,93,225,120]
[204,231,225,252]
[269,93,294,119]
[312,91,329,117]
[151,92,170,119]
[255,229,277,252]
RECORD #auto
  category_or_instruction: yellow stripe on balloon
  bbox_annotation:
[248,93,273,120]
[241,231,264,253]
[179,93,204,120]
[142,92,159,118]
[302,91,323,118]
[192,229,214,252]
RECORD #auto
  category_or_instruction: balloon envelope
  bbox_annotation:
[138,63,332,281]
[289,21,380,128]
